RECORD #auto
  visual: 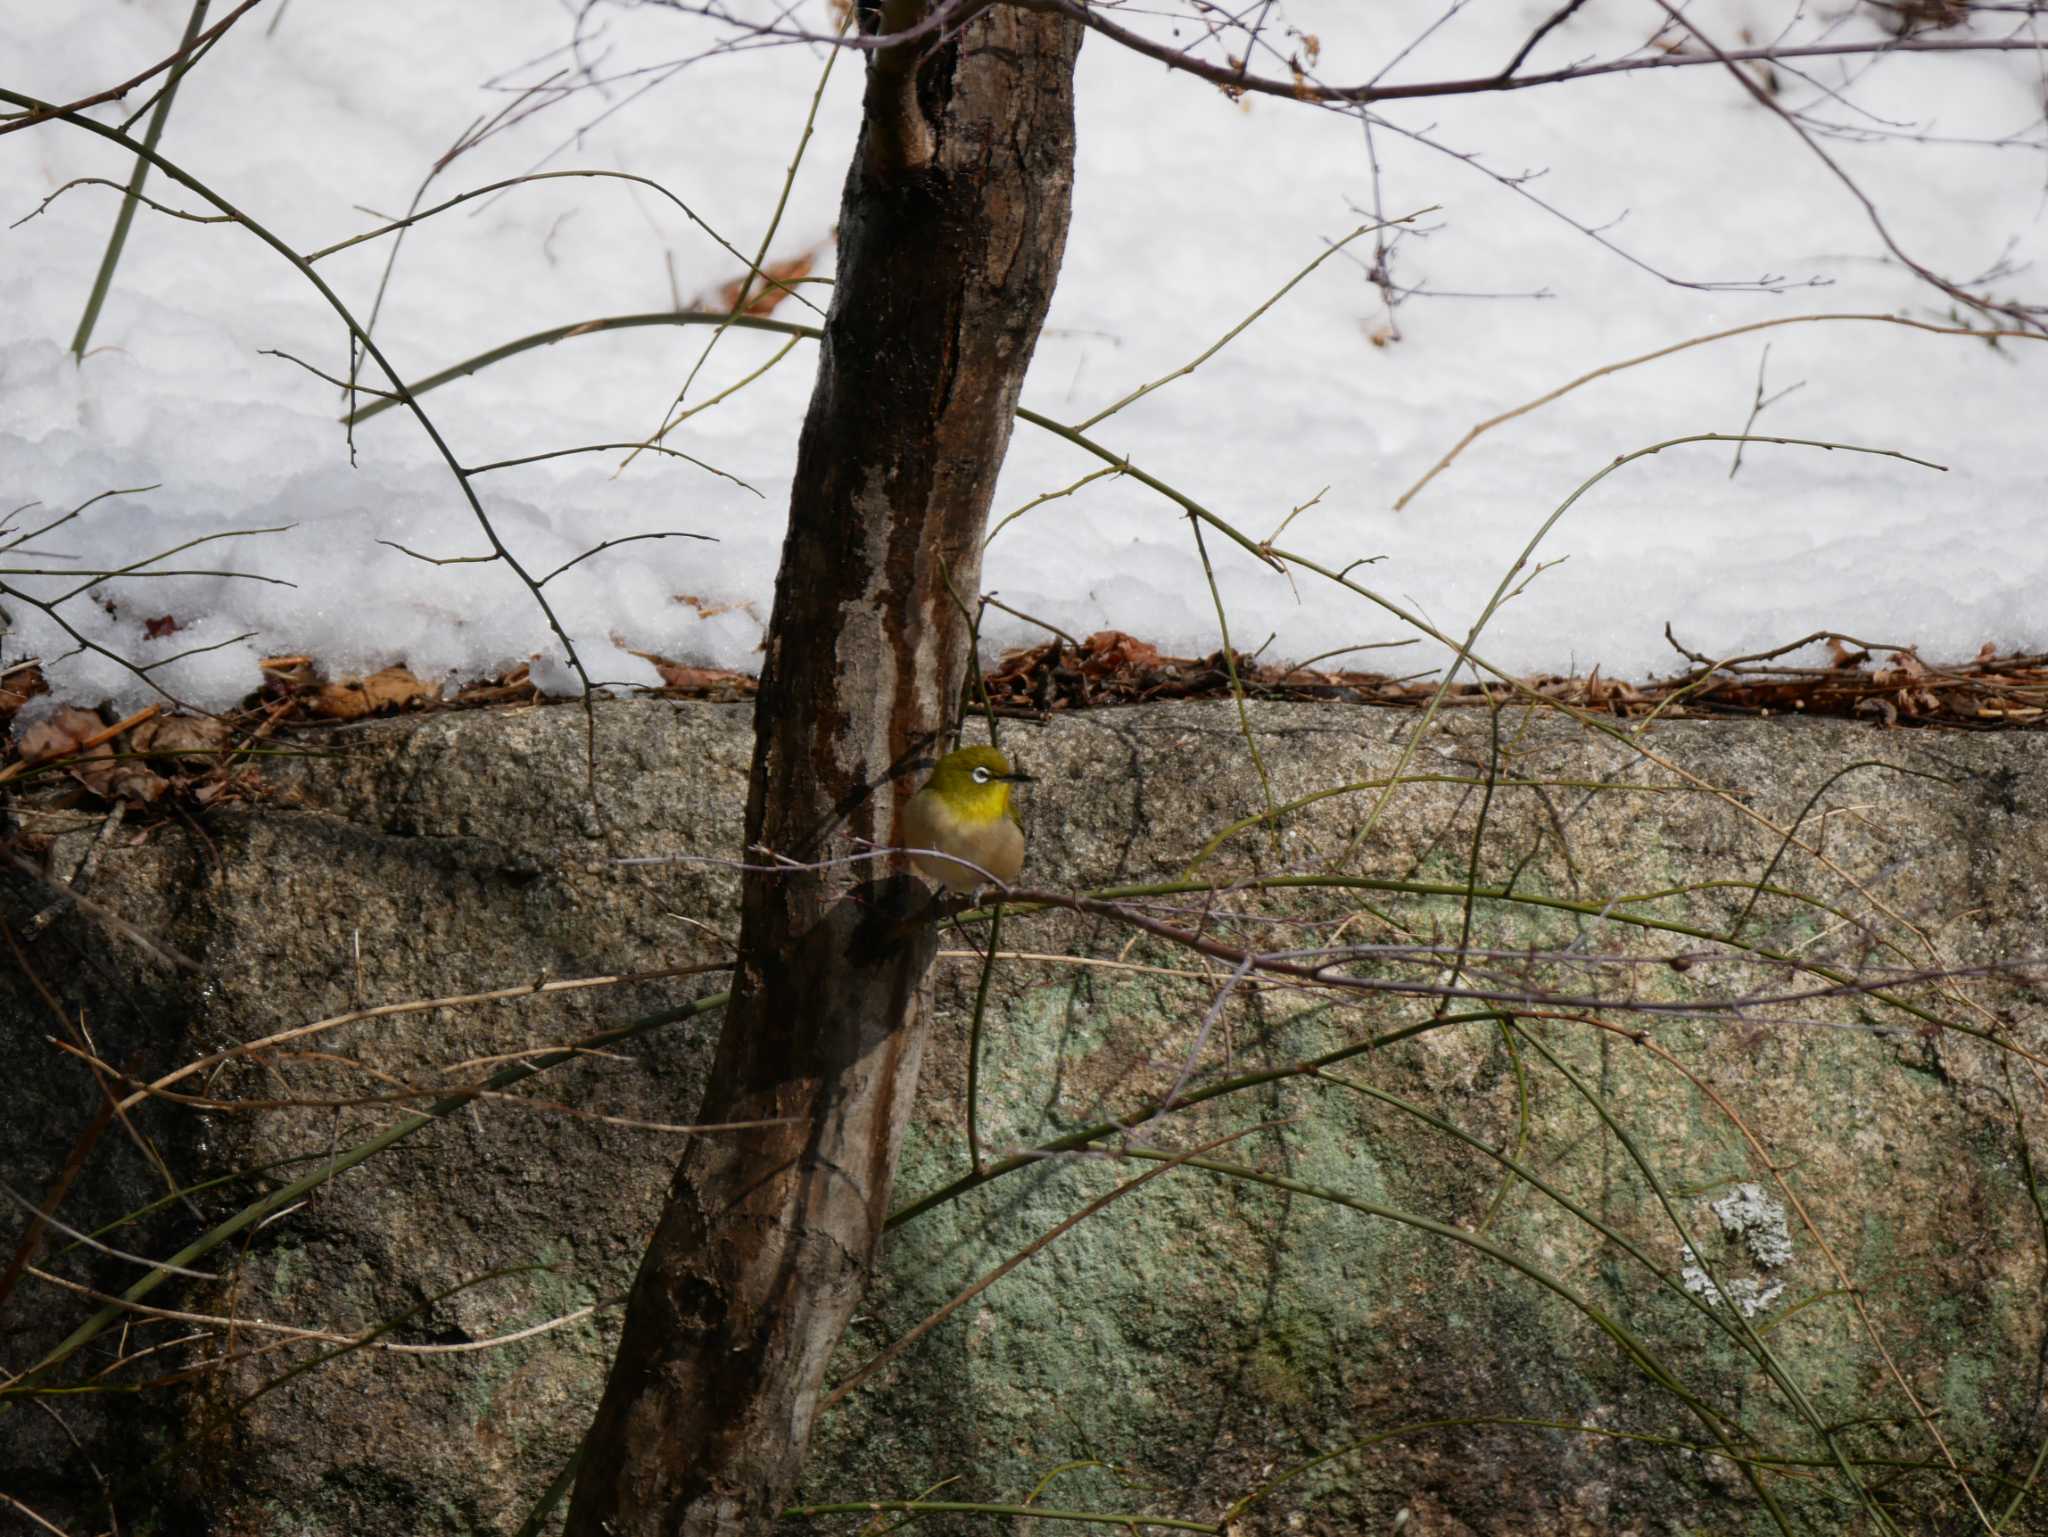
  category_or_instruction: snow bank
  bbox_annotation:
[3,0,2042,709]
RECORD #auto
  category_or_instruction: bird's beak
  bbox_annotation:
[999,771,1035,784]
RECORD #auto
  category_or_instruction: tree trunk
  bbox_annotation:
[563,7,1082,1535]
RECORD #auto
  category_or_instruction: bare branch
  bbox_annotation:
[0,0,267,138]
[1010,0,2048,107]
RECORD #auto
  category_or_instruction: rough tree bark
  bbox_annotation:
[562,7,1083,1535]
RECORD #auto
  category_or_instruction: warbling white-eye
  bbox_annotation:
[900,743,1033,894]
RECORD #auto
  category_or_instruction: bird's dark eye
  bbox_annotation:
[972,766,991,784]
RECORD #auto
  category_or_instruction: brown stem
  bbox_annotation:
[562,8,1084,1536]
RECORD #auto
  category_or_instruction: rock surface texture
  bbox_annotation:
[3,699,2045,1535]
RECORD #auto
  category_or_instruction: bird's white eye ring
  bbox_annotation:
[971,766,992,784]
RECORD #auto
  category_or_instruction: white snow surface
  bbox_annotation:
[4,0,2044,710]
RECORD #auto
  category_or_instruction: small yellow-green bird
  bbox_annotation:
[900,743,1033,894]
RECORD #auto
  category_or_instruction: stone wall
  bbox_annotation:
[4,699,2045,1536]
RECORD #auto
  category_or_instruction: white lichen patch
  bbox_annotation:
[1680,1182,1794,1318]
[1680,1259,1785,1318]
[1712,1183,1795,1267]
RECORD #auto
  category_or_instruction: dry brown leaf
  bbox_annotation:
[307,665,439,720]
[1583,667,1645,709]
[1079,631,1162,677]
[132,714,229,764]
[990,643,1058,682]
[715,249,819,320]
[675,593,762,623]
[18,706,107,765]
[645,658,755,694]
[17,706,166,802]
[105,761,167,803]
[0,663,46,719]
